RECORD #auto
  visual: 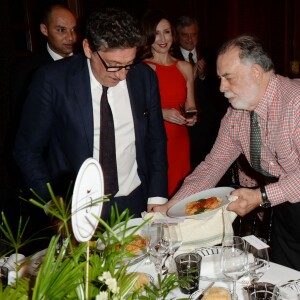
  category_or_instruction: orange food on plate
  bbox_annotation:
[185,197,222,215]
[116,234,146,254]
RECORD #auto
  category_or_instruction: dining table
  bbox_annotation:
[127,248,300,299]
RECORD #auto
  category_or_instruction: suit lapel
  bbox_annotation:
[71,55,94,154]
[126,69,144,124]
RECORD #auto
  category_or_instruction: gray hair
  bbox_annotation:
[176,15,198,31]
[218,35,274,72]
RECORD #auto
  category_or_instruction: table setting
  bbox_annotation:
[125,186,300,299]
[1,159,300,299]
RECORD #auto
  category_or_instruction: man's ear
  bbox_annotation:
[82,39,92,59]
[40,23,48,37]
[251,64,263,82]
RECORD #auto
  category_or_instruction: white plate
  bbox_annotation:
[116,218,148,266]
[72,158,104,242]
[194,246,229,281]
[167,187,234,219]
[28,248,48,275]
[98,218,148,266]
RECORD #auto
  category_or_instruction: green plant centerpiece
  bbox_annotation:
[0,184,187,300]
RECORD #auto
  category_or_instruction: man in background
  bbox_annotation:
[174,16,224,168]
[10,4,78,124]
[6,4,77,253]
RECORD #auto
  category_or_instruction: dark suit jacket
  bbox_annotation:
[173,46,221,166]
[13,54,168,202]
[10,48,54,123]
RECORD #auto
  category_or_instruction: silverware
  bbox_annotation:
[196,281,215,300]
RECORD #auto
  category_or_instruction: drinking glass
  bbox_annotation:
[246,238,270,285]
[175,252,201,294]
[163,223,182,272]
[250,290,275,299]
[141,222,157,265]
[221,235,248,300]
[148,222,170,274]
[273,279,300,300]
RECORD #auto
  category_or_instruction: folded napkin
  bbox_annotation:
[142,197,237,251]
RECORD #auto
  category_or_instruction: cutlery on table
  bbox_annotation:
[196,281,215,300]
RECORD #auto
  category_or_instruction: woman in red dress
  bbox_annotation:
[140,10,197,197]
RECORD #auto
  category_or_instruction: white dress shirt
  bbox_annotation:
[88,60,141,197]
[180,47,197,63]
[47,43,73,61]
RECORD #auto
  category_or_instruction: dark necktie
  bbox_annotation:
[250,111,275,178]
[100,86,119,197]
[188,52,195,66]
[250,111,261,173]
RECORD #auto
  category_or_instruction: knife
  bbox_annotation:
[196,281,215,300]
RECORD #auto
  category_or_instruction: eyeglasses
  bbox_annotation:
[96,51,135,72]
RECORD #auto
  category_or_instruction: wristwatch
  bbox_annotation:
[259,186,271,208]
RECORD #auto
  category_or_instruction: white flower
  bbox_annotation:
[106,277,119,294]
[96,291,109,300]
[98,271,112,282]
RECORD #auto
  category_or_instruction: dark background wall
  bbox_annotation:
[0,0,299,210]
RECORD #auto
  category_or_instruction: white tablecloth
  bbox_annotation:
[127,254,300,299]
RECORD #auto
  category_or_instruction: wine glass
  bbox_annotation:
[245,238,270,285]
[148,222,170,274]
[141,222,158,265]
[164,223,182,272]
[221,235,248,300]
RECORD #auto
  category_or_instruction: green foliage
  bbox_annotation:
[0,185,181,299]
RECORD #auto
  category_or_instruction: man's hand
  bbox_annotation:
[227,188,262,216]
[194,58,206,79]
[151,198,179,212]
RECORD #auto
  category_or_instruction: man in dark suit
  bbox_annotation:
[174,16,223,168]
[4,4,77,253]
[14,9,168,224]
[10,4,78,125]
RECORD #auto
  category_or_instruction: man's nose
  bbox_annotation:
[219,78,227,93]
[115,68,128,81]
[187,34,192,41]
[66,30,76,42]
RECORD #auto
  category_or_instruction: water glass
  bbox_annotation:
[221,236,248,300]
[273,279,300,300]
[164,223,182,272]
[141,222,157,265]
[175,252,201,294]
[245,238,270,285]
[250,290,275,299]
[148,222,170,274]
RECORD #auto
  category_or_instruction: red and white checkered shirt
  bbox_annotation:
[174,75,300,206]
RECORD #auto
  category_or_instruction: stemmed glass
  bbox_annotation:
[245,238,270,285]
[141,222,158,265]
[148,222,171,274]
[221,235,248,300]
[164,223,182,272]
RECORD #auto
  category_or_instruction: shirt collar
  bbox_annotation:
[254,74,277,121]
[47,43,73,61]
[180,47,197,61]
[87,59,100,91]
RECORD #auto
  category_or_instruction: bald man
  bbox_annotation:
[10,4,78,119]
[8,4,78,254]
